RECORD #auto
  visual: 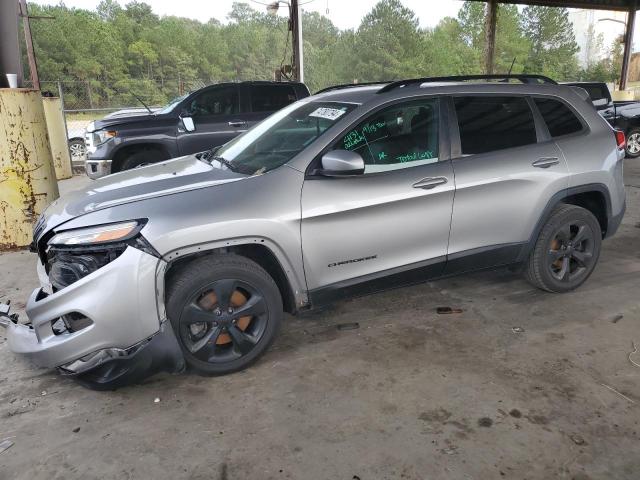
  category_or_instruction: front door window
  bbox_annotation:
[335,98,440,174]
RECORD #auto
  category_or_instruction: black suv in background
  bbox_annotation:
[85,81,310,178]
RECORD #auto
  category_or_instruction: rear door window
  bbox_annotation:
[250,85,297,113]
[454,96,537,155]
[186,86,240,117]
[533,98,583,138]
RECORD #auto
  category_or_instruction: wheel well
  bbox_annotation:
[111,144,169,173]
[165,245,297,314]
[562,191,608,236]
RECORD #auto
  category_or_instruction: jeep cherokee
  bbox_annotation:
[1,75,626,389]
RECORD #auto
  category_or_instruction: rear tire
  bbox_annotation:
[525,204,601,293]
[625,128,640,158]
[166,254,282,375]
[120,149,167,171]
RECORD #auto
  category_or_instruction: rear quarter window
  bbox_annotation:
[533,98,583,138]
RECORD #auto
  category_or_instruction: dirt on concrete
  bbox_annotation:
[1,165,640,480]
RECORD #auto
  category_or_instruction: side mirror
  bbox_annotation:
[318,150,364,176]
[182,116,195,132]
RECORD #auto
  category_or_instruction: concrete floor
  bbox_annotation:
[1,164,640,480]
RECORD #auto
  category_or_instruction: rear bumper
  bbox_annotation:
[85,159,112,179]
[5,247,173,372]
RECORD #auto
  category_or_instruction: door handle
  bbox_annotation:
[228,121,247,127]
[532,157,560,168]
[412,176,448,190]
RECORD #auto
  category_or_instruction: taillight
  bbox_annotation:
[615,130,625,149]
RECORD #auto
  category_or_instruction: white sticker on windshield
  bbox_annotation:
[309,107,347,121]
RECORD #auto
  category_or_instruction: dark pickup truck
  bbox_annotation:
[565,81,640,158]
[85,81,310,178]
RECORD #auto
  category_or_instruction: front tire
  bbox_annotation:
[626,128,640,158]
[68,138,86,164]
[166,254,282,375]
[525,204,601,293]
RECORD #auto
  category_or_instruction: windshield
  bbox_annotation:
[214,101,357,175]
[157,94,189,114]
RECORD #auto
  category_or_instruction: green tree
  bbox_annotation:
[351,0,424,81]
[522,6,579,80]
[425,18,480,76]
[457,2,529,73]
[24,0,588,107]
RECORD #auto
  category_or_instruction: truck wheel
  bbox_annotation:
[120,149,167,171]
[166,254,283,375]
[68,138,86,163]
[525,204,601,293]
[626,128,640,158]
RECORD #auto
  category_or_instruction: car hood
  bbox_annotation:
[93,112,163,130]
[39,155,245,235]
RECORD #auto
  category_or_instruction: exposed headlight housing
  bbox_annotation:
[49,221,140,246]
[45,220,157,292]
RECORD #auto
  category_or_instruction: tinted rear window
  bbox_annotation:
[251,85,297,112]
[534,98,583,138]
[454,96,537,155]
[581,85,608,102]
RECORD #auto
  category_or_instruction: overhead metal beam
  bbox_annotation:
[467,0,640,12]
[620,0,637,89]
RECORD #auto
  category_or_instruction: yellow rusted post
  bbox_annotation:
[42,96,73,180]
[0,88,59,250]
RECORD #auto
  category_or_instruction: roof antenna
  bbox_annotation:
[507,57,516,75]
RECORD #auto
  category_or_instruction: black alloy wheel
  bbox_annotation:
[547,221,595,283]
[179,279,268,363]
[525,204,602,293]
[167,254,282,375]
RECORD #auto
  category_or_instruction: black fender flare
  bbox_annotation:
[515,183,613,263]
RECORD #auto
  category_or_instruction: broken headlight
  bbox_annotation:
[49,221,140,246]
[46,220,157,292]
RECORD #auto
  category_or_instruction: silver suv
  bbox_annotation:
[1,75,626,389]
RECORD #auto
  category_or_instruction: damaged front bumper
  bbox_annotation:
[2,246,184,389]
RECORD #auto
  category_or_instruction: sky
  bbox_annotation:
[29,0,465,29]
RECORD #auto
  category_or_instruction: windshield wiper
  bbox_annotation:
[207,153,237,172]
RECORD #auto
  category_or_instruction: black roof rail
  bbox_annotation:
[377,74,557,94]
[315,81,391,95]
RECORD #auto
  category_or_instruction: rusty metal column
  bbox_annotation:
[620,1,637,91]
[0,89,59,250]
[484,0,498,74]
[42,96,73,180]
